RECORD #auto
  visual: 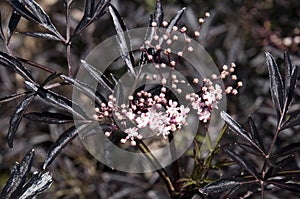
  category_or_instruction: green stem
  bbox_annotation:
[136,139,176,197]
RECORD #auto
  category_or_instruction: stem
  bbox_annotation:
[168,132,180,191]
[17,57,56,74]
[65,1,72,77]
[267,101,287,156]
[136,139,176,197]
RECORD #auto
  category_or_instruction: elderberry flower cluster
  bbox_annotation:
[92,12,242,146]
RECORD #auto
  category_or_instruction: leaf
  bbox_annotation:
[60,74,106,105]
[7,94,35,148]
[25,81,87,120]
[220,111,256,147]
[271,142,300,159]
[0,11,5,41]
[153,0,163,26]
[7,11,21,43]
[93,0,110,21]
[281,112,300,130]
[0,51,35,82]
[283,53,298,110]
[1,149,34,198]
[43,123,91,169]
[24,112,73,124]
[81,60,113,92]
[199,178,241,195]
[18,171,52,199]
[109,5,135,75]
[73,0,95,36]
[223,147,259,179]
[269,180,300,193]
[265,52,284,117]
[237,143,264,157]
[0,91,32,104]
[18,32,61,41]
[40,72,61,87]
[72,0,110,38]
[6,0,40,23]
[20,0,64,40]
[158,7,185,46]
[247,116,264,153]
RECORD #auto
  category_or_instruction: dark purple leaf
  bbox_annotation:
[158,7,185,46]
[109,5,135,75]
[223,147,259,179]
[60,74,106,105]
[25,81,87,120]
[265,52,284,117]
[24,112,73,124]
[18,32,61,41]
[153,0,163,26]
[199,178,241,195]
[269,180,300,193]
[248,116,265,153]
[0,51,35,82]
[283,53,298,110]
[1,149,34,198]
[237,143,264,157]
[7,94,35,148]
[93,0,110,20]
[43,123,91,169]
[6,0,40,23]
[0,11,5,41]
[281,112,300,130]
[7,11,21,43]
[18,171,52,199]
[81,60,113,92]
[0,91,32,104]
[40,72,61,87]
[20,0,64,40]
[271,142,300,159]
[72,0,110,38]
[73,0,95,36]
[221,111,256,147]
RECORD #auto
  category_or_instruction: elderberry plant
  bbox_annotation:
[0,0,299,199]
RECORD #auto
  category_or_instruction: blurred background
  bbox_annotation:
[0,0,299,198]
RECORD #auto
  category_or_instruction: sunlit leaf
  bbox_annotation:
[25,81,87,119]
[0,51,35,83]
[199,178,241,195]
[20,0,64,39]
[1,149,34,198]
[109,5,135,75]
[43,123,91,169]
[18,32,61,41]
[18,171,52,199]
[6,0,40,23]
[7,94,35,148]
[265,52,284,117]
[81,60,113,92]
[60,74,106,105]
